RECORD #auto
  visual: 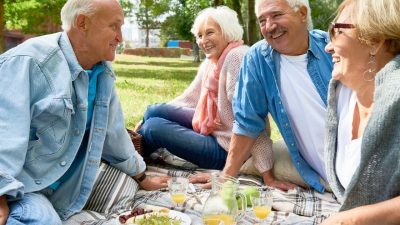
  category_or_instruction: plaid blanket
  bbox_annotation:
[63,163,340,225]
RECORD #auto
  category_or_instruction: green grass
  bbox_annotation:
[113,54,282,141]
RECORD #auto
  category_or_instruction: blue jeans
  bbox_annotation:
[7,193,61,225]
[138,103,227,169]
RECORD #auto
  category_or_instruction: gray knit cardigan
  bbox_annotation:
[325,54,400,211]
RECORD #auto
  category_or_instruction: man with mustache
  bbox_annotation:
[223,0,333,192]
[0,0,168,224]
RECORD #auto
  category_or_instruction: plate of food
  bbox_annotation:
[119,205,191,225]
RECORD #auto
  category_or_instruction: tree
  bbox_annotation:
[4,0,65,34]
[160,0,210,61]
[136,0,169,47]
[0,0,135,52]
[311,0,342,30]
[246,0,259,45]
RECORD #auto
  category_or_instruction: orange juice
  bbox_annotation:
[253,206,271,219]
[203,214,235,225]
[171,193,186,204]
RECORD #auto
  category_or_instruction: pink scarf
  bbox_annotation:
[192,40,244,135]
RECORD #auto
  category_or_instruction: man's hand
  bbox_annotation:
[188,172,212,189]
[262,170,297,191]
[0,195,9,225]
[138,175,169,191]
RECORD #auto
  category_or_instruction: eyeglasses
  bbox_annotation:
[329,23,355,40]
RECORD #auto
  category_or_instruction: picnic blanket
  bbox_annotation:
[63,158,340,225]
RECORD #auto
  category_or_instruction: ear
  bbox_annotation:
[298,5,308,23]
[75,14,89,31]
[370,39,386,55]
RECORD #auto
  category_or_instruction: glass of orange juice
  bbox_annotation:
[251,191,272,224]
[168,177,189,208]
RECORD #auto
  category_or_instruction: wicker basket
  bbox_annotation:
[126,129,144,156]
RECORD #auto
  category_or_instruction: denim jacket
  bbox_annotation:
[233,30,332,192]
[0,32,145,219]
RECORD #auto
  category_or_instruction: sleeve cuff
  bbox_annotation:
[0,172,24,198]
[110,152,146,177]
[233,121,261,139]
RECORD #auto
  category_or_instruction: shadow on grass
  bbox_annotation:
[115,68,196,82]
[114,60,200,68]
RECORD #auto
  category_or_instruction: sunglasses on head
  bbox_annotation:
[329,22,355,40]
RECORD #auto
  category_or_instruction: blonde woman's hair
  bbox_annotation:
[191,6,244,43]
[335,0,400,54]
[255,0,313,30]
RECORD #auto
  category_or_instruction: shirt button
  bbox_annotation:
[60,161,67,166]
[35,180,41,185]
[285,123,289,128]
[278,101,282,105]
[291,143,295,147]
[74,129,80,136]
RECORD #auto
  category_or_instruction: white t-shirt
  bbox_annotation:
[335,85,362,189]
[280,54,327,181]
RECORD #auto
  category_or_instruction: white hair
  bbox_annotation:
[61,0,96,31]
[255,0,313,30]
[191,6,244,42]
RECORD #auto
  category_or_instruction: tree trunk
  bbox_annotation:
[247,0,259,45]
[231,0,248,43]
[213,0,223,6]
[145,7,150,47]
[192,39,200,62]
[145,26,150,47]
[0,0,5,53]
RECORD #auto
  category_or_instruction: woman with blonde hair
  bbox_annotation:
[135,6,248,169]
[322,0,400,224]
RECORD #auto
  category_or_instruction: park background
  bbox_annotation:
[0,0,342,141]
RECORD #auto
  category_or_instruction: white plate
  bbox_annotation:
[169,210,191,225]
[120,209,191,225]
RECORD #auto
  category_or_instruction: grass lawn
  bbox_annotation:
[113,54,282,141]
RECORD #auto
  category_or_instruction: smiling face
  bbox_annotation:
[85,0,124,63]
[257,0,309,55]
[196,18,229,64]
[324,5,371,85]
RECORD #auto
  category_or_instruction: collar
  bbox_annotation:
[59,32,115,81]
[260,31,321,59]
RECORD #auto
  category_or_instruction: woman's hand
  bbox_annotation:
[0,196,9,225]
[188,172,212,189]
[320,210,362,225]
[138,175,169,191]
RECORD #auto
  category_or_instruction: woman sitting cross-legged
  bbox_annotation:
[321,0,400,224]
[136,6,248,169]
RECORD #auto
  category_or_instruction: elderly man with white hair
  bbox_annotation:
[0,0,168,224]
[221,0,333,192]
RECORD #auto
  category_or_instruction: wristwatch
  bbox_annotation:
[134,173,147,183]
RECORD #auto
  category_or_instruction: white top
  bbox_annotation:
[280,53,327,181]
[336,85,362,189]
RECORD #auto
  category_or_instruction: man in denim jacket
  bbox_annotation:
[222,0,333,192]
[0,0,168,224]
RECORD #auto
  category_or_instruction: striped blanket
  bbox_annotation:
[63,162,340,225]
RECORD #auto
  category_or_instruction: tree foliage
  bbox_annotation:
[310,0,342,30]
[4,0,66,34]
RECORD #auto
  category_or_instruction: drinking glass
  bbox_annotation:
[168,177,189,208]
[251,191,273,224]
